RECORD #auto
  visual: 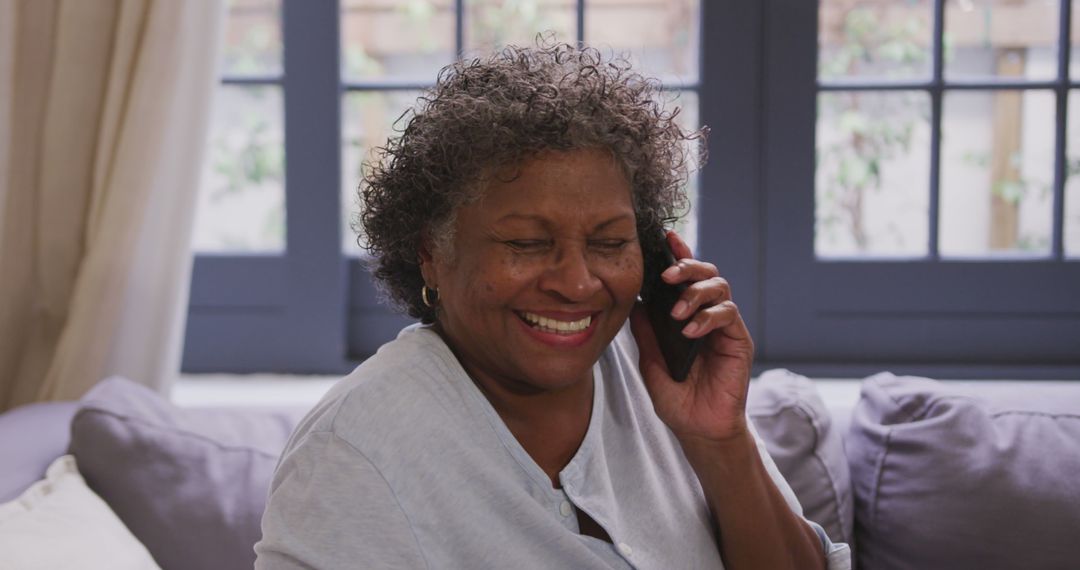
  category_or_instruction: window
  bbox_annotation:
[185,0,701,373]
[187,1,1079,378]
[749,0,1080,377]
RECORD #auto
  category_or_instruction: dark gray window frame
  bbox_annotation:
[184,0,1079,379]
[185,0,347,373]
[753,0,1080,379]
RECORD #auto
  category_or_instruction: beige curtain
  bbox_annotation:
[0,0,224,411]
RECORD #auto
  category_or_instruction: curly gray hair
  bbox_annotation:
[357,39,706,323]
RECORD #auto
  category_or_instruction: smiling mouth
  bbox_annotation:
[516,311,593,335]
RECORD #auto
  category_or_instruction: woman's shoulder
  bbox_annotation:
[324,323,457,404]
[285,324,482,458]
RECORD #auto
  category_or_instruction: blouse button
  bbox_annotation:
[616,543,633,558]
[559,500,573,517]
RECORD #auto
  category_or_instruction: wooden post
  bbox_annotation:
[989,48,1024,251]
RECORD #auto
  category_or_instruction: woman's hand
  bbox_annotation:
[633,233,830,570]
[629,231,754,446]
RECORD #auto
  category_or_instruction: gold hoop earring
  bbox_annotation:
[421,285,440,308]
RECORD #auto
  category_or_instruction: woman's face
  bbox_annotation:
[423,148,644,395]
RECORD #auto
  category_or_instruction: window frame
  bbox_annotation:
[753,0,1080,378]
[185,0,704,373]
[184,0,1078,379]
[185,0,348,373]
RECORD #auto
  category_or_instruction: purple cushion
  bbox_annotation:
[69,377,307,570]
[0,401,78,502]
[747,369,854,547]
[848,373,1080,570]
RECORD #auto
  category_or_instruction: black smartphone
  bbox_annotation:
[640,234,703,382]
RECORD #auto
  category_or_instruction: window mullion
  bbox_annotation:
[928,0,946,260]
[576,0,585,44]
[700,0,766,347]
[455,0,464,58]
[281,0,347,372]
[1052,0,1072,259]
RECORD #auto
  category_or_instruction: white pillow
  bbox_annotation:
[0,455,160,570]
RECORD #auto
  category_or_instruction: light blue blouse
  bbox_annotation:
[256,324,851,569]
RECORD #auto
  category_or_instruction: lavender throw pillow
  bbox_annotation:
[748,369,854,547]
[69,377,307,570]
[848,372,1080,570]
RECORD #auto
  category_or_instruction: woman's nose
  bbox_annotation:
[538,245,603,302]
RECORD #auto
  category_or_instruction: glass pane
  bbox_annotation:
[819,0,932,81]
[222,0,282,76]
[464,0,576,54]
[1066,91,1080,257]
[341,0,456,82]
[944,0,1058,81]
[815,91,932,257]
[1071,0,1080,79]
[342,90,425,255]
[194,85,286,253]
[586,0,700,83]
[668,91,700,253]
[940,90,1055,257]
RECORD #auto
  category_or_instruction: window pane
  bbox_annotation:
[464,0,576,54]
[819,0,932,81]
[1071,0,1080,79]
[815,91,932,257]
[944,0,1058,81]
[341,0,456,82]
[940,90,1055,257]
[1066,91,1080,257]
[586,0,700,83]
[342,90,425,255]
[193,85,286,253]
[222,0,282,76]
[668,91,700,253]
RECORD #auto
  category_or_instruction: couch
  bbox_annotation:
[1,372,1078,569]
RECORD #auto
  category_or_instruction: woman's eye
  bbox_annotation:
[505,240,550,251]
[589,239,629,251]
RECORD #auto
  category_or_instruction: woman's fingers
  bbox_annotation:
[666,230,694,260]
[681,300,752,344]
[661,259,719,284]
[670,276,731,320]
[661,231,716,284]
[659,230,743,340]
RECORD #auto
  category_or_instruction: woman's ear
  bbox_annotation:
[418,241,434,265]
[417,232,437,286]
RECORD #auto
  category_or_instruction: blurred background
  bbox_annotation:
[183,0,1078,389]
[1,0,1076,411]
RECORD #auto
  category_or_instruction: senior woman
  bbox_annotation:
[255,42,850,569]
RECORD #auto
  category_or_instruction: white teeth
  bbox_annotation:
[520,312,592,334]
